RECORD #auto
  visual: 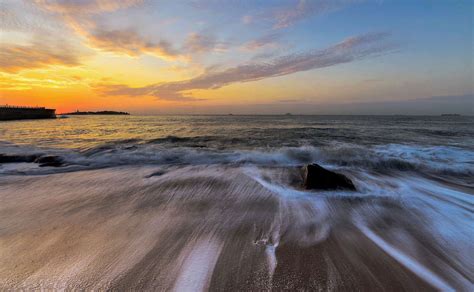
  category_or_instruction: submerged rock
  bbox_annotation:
[303,163,356,191]
[35,155,64,167]
[0,154,39,163]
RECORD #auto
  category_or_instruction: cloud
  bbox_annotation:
[183,33,227,54]
[94,83,198,101]
[278,0,360,29]
[243,0,358,29]
[243,33,281,51]
[86,28,180,59]
[0,71,85,90]
[0,41,80,73]
[31,0,144,15]
[0,1,92,72]
[32,0,182,60]
[97,32,394,100]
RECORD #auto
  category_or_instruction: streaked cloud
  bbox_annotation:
[0,71,85,90]
[243,33,281,51]
[0,2,90,72]
[94,83,199,101]
[0,41,80,73]
[27,0,353,61]
[86,28,181,59]
[183,33,227,54]
[32,0,144,15]
[273,0,357,29]
[32,0,182,60]
[97,32,394,100]
[1,2,59,33]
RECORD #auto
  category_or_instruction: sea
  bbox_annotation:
[0,115,473,290]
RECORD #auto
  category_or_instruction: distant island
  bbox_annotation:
[440,114,461,117]
[62,111,130,116]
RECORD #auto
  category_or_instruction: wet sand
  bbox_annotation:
[0,165,471,290]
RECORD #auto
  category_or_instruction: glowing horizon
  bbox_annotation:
[1,0,472,114]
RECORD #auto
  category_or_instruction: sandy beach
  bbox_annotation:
[1,163,471,290]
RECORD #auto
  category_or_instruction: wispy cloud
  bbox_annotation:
[32,0,182,60]
[0,1,90,72]
[94,83,199,101]
[242,33,281,51]
[0,71,85,90]
[0,41,80,73]
[97,32,394,100]
[183,33,227,54]
[274,0,359,29]
[86,28,181,59]
[32,0,144,15]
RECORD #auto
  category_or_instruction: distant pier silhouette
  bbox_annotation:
[0,105,56,121]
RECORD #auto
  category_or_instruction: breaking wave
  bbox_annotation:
[1,140,472,180]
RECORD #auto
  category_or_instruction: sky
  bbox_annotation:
[0,0,473,114]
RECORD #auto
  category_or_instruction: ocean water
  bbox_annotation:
[0,115,473,290]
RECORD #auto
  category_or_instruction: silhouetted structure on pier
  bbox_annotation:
[0,106,56,121]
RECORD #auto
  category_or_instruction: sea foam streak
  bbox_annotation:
[355,220,455,291]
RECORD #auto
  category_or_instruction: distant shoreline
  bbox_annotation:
[61,111,130,116]
[98,113,470,117]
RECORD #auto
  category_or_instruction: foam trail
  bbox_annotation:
[356,221,455,292]
[243,166,308,198]
[173,238,223,292]
[265,244,278,278]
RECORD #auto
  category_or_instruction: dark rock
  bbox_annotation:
[34,155,64,167]
[0,154,39,163]
[146,170,166,178]
[303,163,356,191]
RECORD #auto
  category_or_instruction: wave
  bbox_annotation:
[1,141,472,178]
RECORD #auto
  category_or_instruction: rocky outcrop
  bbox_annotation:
[35,156,64,167]
[303,163,356,191]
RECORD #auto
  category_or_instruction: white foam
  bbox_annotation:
[355,221,455,292]
[173,238,223,292]
[243,166,310,199]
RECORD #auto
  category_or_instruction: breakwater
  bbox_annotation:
[0,106,56,121]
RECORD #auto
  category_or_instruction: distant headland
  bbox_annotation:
[61,110,130,116]
[440,114,461,117]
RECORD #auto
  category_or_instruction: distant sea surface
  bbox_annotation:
[1,115,473,290]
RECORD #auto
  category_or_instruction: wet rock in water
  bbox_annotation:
[303,163,356,191]
[35,155,64,167]
[146,170,166,178]
[0,154,39,163]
